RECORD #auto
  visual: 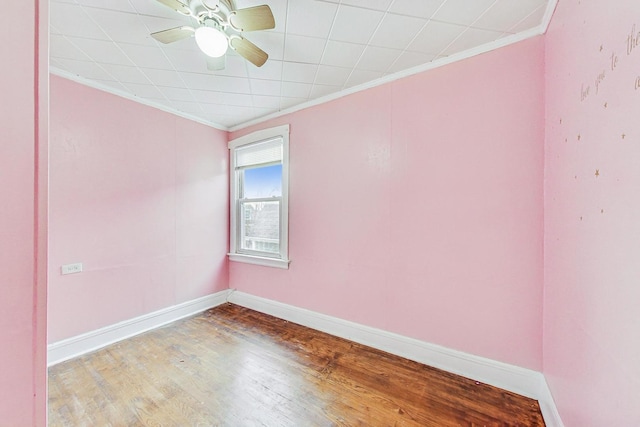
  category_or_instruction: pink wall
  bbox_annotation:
[48,76,229,342]
[230,37,545,370]
[0,0,48,425]
[544,0,640,424]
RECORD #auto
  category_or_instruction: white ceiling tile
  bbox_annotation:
[345,69,384,88]
[507,5,547,33]
[441,27,504,56]
[170,101,203,114]
[181,74,252,93]
[339,0,393,11]
[226,105,257,118]
[315,65,351,86]
[193,90,253,106]
[280,97,307,110]
[140,14,194,39]
[51,2,109,40]
[157,86,196,102]
[54,59,113,80]
[227,116,248,126]
[287,0,337,39]
[369,13,427,49]
[146,97,174,109]
[474,0,546,32]
[67,37,135,66]
[121,82,165,99]
[250,79,281,96]
[229,111,259,126]
[164,47,222,74]
[216,93,255,107]
[252,108,278,120]
[85,8,158,46]
[76,0,136,13]
[243,32,285,62]
[207,116,233,127]
[330,5,384,44]
[226,111,249,124]
[100,64,151,84]
[322,41,366,68]
[281,82,312,98]
[252,95,281,109]
[432,0,497,26]
[212,55,251,78]
[387,51,437,74]
[50,35,92,61]
[50,24,63,35]
[282,62,318,84]
[388,0,445,19]
[284,34,326,64]
[356,45,402,72]
[201,104,230,115]
[310,84,341,98]
[210,116,236,127]
[129,0,187,20]
[140,68,187,88]
[408,21,466,55]
[247,59,283,81]
[49,58,67,72]
[117,42,175,70]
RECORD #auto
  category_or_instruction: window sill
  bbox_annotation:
[228,253,290,269]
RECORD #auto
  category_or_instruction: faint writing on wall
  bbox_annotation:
[626,24,640,55]
[581,23,640,100]
[627,25,640,90]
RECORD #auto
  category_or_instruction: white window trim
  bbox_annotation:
[228,124,290,269]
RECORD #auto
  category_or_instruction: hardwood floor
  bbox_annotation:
[48,303,545,426]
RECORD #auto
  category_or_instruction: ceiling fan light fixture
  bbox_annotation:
[195,26,228,58]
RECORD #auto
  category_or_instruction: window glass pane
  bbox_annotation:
[242,164,282,198]
[240,201,280,254]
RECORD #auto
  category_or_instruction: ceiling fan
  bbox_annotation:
[150,0,275,70]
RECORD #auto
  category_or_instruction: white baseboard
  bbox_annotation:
[536,376,565,426]
[47,290,232,366]
[48,289,563,425]
[227,290,563,427]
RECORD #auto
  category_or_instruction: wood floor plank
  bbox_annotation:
[48,303,545,426]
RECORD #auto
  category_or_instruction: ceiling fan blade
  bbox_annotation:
[156,0,191,15]
[229,5,275,32]
[230,36,268,67]
[151,26,195,44]
[207,55,226,71]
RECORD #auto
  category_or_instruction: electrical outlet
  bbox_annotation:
[61,263,83,275]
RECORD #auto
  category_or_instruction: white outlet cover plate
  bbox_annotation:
[61,263,83,275]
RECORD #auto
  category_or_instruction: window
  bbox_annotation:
[228,124,290,269]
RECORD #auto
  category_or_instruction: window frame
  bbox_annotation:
[228,124,290,269]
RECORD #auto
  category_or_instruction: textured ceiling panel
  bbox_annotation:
[50,0,551,129]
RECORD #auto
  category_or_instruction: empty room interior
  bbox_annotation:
[2,0,640,425]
